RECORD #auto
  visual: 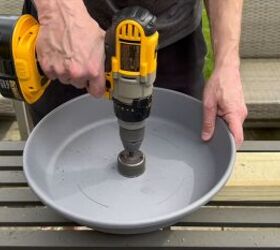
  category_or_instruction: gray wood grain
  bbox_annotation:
[0,230,280,248]
[0,141,24,154]
[244,119,280,128]
[240,141,280,152]
[0,97,15,117]
[0,206,280,228]
[0,188,40,204]
[0,207,71,226]
[180,206,280,226]
[0,156,22,169]
[0,171,26,186]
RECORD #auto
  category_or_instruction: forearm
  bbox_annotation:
[204,0,243,68]
[33,0,90,23]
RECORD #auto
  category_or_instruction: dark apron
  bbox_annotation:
[22,1,206,124]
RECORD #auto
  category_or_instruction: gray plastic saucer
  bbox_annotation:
[23,88,235,234]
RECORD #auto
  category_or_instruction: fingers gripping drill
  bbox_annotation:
[0,7,158,177]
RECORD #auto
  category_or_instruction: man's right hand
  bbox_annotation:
[34,0,106,97]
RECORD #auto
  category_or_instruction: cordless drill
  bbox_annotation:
[105,7,158,177]
[0,7,158,177]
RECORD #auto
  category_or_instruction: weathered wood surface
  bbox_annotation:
[0,206,280,227]
[0,141,279,248]
[0,96,14,117]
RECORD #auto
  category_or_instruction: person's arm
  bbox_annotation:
[202,0,248,147]
[33,0,105,97]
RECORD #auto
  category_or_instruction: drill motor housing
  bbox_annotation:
[105,6,158,123]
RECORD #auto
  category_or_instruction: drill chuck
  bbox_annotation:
[113,95,152,123]
[119,124,145,152]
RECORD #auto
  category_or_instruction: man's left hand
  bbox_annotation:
[201,65,248,148]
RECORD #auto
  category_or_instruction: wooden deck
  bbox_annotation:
[0,141,279,248]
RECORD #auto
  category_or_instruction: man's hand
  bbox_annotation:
[202,65,247,147]
[34,0,105,97]
[204,0,247,147]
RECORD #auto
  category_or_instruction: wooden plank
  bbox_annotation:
[244,119,280,128]
[0,206,280,228]
[0,156,22,169]
[213,186,280,203]
[0,141,24,155]
[12,100,34,140]
[216,151,280,203]
[0,171,26,186]
[180,206,280,226]
[240,141,280,152]
[227,153,280,187]
[0,188,40,204]
[0,120,20,141]
[0,207,70,226]
[246,104,280,121]
[0,96,14,117]
[0,230,280,248]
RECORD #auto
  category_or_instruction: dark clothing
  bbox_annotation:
[25,0,202,49]
[23,1,206,123]
[83,0,202,49]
